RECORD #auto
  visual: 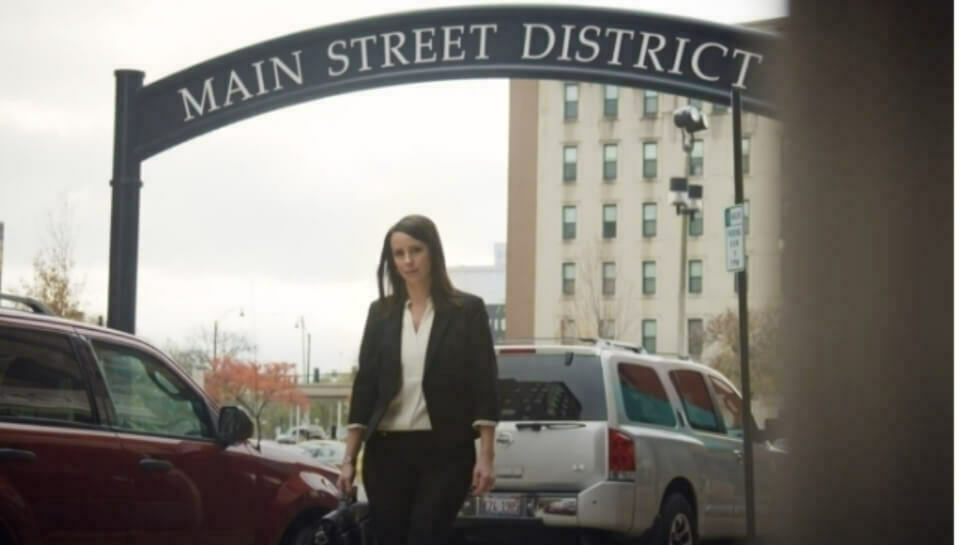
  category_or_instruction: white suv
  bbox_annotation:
[457,339,786,545]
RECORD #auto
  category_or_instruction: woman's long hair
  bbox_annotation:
[376,215,459,311]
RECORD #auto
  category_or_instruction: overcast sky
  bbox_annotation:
[0,0,787,373]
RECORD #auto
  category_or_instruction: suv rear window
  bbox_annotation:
[496,352,606,421]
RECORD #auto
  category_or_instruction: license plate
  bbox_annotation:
[479,494,525,517]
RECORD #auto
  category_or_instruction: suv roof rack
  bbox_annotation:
[0,294,56,316]
[495,336,648,354]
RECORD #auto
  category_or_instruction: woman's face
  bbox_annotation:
[390,231,431,289]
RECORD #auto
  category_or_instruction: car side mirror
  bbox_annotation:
[218,406,254,446]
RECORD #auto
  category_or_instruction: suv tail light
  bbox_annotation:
[608,429,636,481]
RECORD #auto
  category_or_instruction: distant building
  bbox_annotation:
[505,21,785,360]
[449,243,506,341]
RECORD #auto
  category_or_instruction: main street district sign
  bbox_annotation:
[130,6,781,159]
[107,5,782,333]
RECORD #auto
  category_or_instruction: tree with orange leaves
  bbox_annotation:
[204,357,309,442]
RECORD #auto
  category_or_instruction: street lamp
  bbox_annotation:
[671,177,704,356]
[671,102,709,357]
[212,307,244,362]
[294,316,309,383]
[673,104,709,152]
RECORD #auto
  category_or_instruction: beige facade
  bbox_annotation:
[506,80,783,359]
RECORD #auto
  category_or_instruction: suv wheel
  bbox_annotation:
[657,493,696,545]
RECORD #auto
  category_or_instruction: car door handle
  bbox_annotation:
[733,449,744,463]
[139,458,174,473]
[0,448,37,462]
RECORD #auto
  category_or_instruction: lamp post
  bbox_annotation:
[671,103,709,356]
[294,316,309,383]
[293,315,310,427]
[670,178,703,356]
[212,307,244,362]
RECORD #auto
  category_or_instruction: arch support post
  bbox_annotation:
[107,69,144,333]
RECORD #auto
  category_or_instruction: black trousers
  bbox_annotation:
[363,430,474,545]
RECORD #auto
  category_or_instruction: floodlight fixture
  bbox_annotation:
[673,104,709,151]
[670,177,689,208]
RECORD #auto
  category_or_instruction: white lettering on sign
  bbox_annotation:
[382,31,410,68]
[691,42,729,82]
[178,50,304,122]
[522,23,555,60]
[732,48,764,89]
[412,28,438,64]
[178,78,220,121]
[634,31,666,71]
[575,26,602,62]
[470,24,498,60]
[174,21,766,124]
[518,22,763,84]
[329,24,500,76]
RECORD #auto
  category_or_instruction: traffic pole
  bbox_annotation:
[731,88,756,541]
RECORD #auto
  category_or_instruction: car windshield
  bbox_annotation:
[496,352,606,421]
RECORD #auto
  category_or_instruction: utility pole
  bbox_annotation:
[671,104,708,357]
[732,88,757,542]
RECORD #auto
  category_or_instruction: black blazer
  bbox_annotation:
[347,292,499,444]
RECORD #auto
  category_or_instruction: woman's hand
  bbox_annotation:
[337,462,356,498]
[471,456,495,496]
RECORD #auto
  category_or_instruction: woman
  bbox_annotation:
[337,214,499,545]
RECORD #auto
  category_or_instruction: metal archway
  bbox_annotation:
[108,5,782,332]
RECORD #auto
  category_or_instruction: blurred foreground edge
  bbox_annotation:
[777,1,952,545]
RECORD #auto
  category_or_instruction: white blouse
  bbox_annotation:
[377,298,435,430]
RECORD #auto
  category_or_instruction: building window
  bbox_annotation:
[689,210,703,237]
[603,144,618,181]
[688,318,704,359]
[562,262,576,295]
[742,136,751,175]
[603,85,618,118]
[688,97,703,110]
[643,142,657,178]
[564,83,578,120]
[713,101,728,114]
[643,90,658,117]
[562,205,577,240]
[602,262,616,296]
[599,319,616,338]
[642,202,657,237]
[688,259,703,294]
[618,364,676,427]
[563,145,577,183]
[688,139,704,176]
[602,204,617,239]
[643,261,656,295]
[642,320,657,353]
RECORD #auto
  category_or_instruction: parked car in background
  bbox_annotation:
[0,295,341,545]
[297,440,347,468]
[277,424,330,444]
[457,339,787,545]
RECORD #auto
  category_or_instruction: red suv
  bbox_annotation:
[0,296,340,545]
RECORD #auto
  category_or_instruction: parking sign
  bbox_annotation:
[725,205,746,272]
